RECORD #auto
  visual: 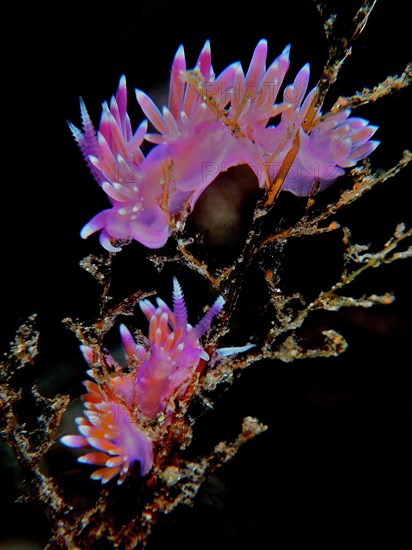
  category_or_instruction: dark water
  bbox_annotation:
[1,0,411,548]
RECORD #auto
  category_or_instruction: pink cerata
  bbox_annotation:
[70,40,379,251]
[61,279,252,484]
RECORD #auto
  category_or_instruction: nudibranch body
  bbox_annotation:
[70,40,379,251]
[61,279,252,484]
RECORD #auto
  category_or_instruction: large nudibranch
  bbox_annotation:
[70,40,379,251]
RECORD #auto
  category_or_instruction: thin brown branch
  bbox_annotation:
[333,66,412,111]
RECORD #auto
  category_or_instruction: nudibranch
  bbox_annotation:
[70,40,379,251]
[61,279,252,484]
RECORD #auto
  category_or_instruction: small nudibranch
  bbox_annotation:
[62,279,254,484]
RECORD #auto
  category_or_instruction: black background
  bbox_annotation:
[1,0,411,548]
